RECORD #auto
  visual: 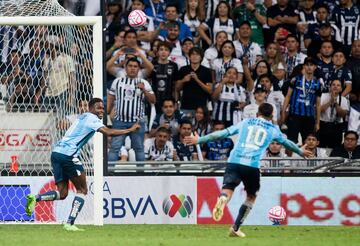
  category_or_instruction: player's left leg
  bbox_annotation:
[64,172,87,231]
[230,165,260,238]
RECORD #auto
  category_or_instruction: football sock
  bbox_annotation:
[233,200,253,231]
[36,190,60,202]
[67,193,85,225]
[219,192,228,199]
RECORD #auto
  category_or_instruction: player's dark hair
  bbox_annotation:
[89,98,103,109]
[157,126,171,135]
[212,120,225,126]
[162,96,176,105]
[345,130,359,140]
[126,57,141,66]
[258,103,273,118]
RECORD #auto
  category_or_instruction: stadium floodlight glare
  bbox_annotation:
[0,0,103,226]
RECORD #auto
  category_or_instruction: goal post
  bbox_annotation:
[0,14,103,225]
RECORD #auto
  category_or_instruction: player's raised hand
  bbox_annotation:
[184,132,199,145]
[301,144,314,158]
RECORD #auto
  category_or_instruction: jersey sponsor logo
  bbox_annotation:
[163,194,193,218]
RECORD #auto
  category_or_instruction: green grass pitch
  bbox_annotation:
[1,225,360,246]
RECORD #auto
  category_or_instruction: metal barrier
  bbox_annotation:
[107,157,360,175]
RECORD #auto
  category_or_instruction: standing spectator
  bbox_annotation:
[331,0,360,57]
[281,57,322,148]
[264,42,286,82]
[203,120,234,160]
[176,47,212,117]
[212,67,246,127]
[107,58,156,161]
[304,4,341,49]
[306,22,342,58]
[232,0,267,47]
[182,0,205,45]
[347,40,360,101]
[328,50,352,97]
[144,127,174,161]
[43,43,75,117]
[319,79,349,148]
[193,106,212,137]
[243,84,277,122]
[105,0,123,48]
[330,131,360,159]
[283,34,307,81]
[173,118,198,161]
[160,21,183,59]
[198,1,239,46]
[202,31,228,69]
[6,77,31,112]
[297,0,317,53]
[158,4,192,41]
[144,0,166,28]
[150,41,178,113]
[315,41,334,91]
[151,97,183,139]
[267,0,299,42]
[172,37,194,69]
[233,21,263,69]
[211,40,243,84]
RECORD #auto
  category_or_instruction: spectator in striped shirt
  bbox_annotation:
[281,57,322,152]
[107,58,156,162]
[144,127,174,161]
[331,0,360,58]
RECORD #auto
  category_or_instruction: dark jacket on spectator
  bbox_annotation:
[330,145,360,159]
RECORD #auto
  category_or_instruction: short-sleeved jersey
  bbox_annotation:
[53,112,104,157]
[226,117,288,168]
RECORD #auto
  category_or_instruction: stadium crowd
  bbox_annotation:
[1,0,360,166]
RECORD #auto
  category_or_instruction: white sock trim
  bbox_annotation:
[75,193,86,199]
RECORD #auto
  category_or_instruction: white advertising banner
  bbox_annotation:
[197,177,360,226]
[101,176,197,224]
[0,112,54,165]
[0,176,197,225]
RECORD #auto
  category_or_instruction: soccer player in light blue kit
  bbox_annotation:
[25,98,140,231]
[185,103,312,237]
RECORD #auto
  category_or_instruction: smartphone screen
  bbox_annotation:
[124,47,135,54]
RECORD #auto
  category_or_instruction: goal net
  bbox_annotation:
[0,0,103,225]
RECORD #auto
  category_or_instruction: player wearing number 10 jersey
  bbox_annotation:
[185,103,312,237]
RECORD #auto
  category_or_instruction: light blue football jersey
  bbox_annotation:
[226,118,293,168]
[53,112,104,157]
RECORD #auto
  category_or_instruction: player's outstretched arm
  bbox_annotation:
[98,123,141,136]
[282,139,313,158]
[184,129,230,145]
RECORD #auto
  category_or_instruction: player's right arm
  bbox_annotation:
[98,123,140,136]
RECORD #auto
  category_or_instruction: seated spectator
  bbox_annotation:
[151,97,183,138]
[330,131,360,159]
[198,1,238,46]
[150,41,178,113]
[176,47,212,117]
[212,67,246,127]
[211,40,243,84]
[202,31,228,69]
[319,79,349,148]
[348,99,360,145]
[6,77,31,112]
[262,141,288,168]
[173,118,198,161]
[192,106,212,137]
[243,84,277,122]
[329,50,352,97]
[145,127,174,161]
[203,120,233,160]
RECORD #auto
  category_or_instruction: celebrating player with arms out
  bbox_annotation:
[185,103,312,237]
[25,98,140,231]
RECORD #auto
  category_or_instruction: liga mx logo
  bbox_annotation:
[163,194,193,218]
